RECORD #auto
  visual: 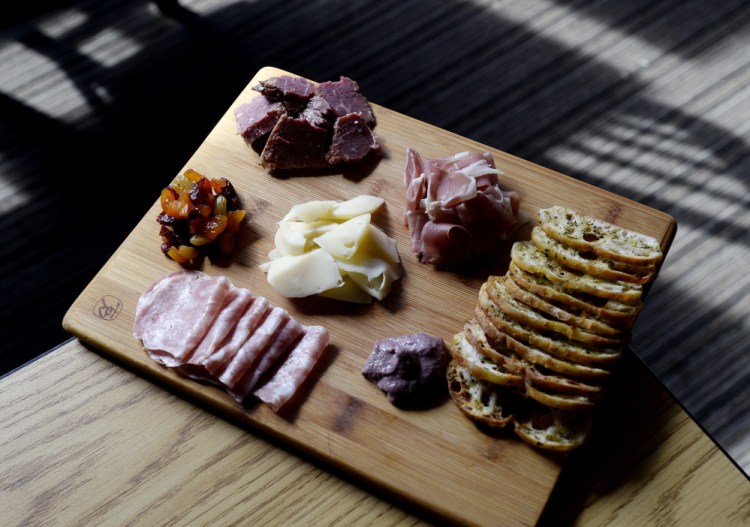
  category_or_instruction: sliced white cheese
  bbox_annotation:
[347,269,395,301]
[275,219,338,256]
[313,213,371,260]
[362,224,400,264]
[325,195,385,220]
[263,249,343,298]
[283,200,338,222]
[319,275,373,303]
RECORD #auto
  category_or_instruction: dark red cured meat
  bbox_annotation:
[260,115,330,170]
[234,96,285,144]
[325,113,380,165]
[300,95,335,128]
[253,75,315,103]
[315,76,376,127]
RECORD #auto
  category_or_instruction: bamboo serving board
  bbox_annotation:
[63,66,676,526]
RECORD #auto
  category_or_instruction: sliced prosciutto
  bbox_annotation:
[133,271,331,412]
[403,148,526,267]
[254,325,330,412]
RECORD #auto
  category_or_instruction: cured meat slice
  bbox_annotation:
[227,317,304,403]
[134,271,332,412]
[260,115,330,170]
[176,285,255,383]
[254,75,315,103]
[325,113,380,165]
[315,76,375,126]
[200,296,271,376]
[218,306,289,389]
[402,149,526,267]
[234,96,285,144]
[134,271,231,367]
[254,325,330,411]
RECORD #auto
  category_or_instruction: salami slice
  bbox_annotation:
[219,306,289,389]
[134,271,231,366]
[254,326,330,411]
[227,317,304,403]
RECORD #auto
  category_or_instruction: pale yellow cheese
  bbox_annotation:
[325,195,385,220]
[264,249,343,298]
[313,213,371,259]
[262,196,402,302]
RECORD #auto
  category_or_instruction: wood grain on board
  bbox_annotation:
[63,66,676,526]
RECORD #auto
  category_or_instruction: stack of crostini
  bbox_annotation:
[446,206,664,452]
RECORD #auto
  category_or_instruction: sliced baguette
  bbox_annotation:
[447,331,524,388]
[511,241,644,305]
[463,319,526,378]
[504,270,627,338]
[524,381,599,412]
[539,205,663,266]
[486,275,625,349]
[531,227,656,285]
[513,402,592,452]
[446,360,517,428]
[508,262,640,328]
[479,284,622,368]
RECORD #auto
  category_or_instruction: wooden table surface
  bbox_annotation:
[1,337,748,526]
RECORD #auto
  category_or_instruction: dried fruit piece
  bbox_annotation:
[157,169,246,264]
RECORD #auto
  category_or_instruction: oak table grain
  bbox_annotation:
[1,337,748,526]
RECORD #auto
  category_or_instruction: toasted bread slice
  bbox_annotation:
[539,205,663,266]
[511,241,644,304]
[479,283,622,368]
[508,262,640,328]
[504,270,627,338]
[446,360,517,428]
[494,325,614,380]
[513,402,592,452]
[531,227,656,285]
[463,319,526,377]
[447,332,525,388]
[486,275,625,349]
[524,382,599,412]
[524,366,602,396]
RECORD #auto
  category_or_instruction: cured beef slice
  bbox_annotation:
[236,75,381,170]
[260,115,330,170]
[253,75,315,103]
[315,76,376,127]
[234,96,285,144]
[325,113,380,165]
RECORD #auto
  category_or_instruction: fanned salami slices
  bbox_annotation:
[133,271,330,412]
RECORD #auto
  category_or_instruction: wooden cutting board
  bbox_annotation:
[63,66,676,526]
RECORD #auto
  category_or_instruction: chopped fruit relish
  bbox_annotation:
[157,168,246,264]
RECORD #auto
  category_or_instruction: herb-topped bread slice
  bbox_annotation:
[511,241,644,305]
[531,227,657,285]
[539,205,664,266]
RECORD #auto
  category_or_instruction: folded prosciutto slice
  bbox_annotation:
[134,271,330,412]
[403,148,526,267]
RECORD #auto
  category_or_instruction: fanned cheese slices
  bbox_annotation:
[261,195,402,302]
[446,206,663,452]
